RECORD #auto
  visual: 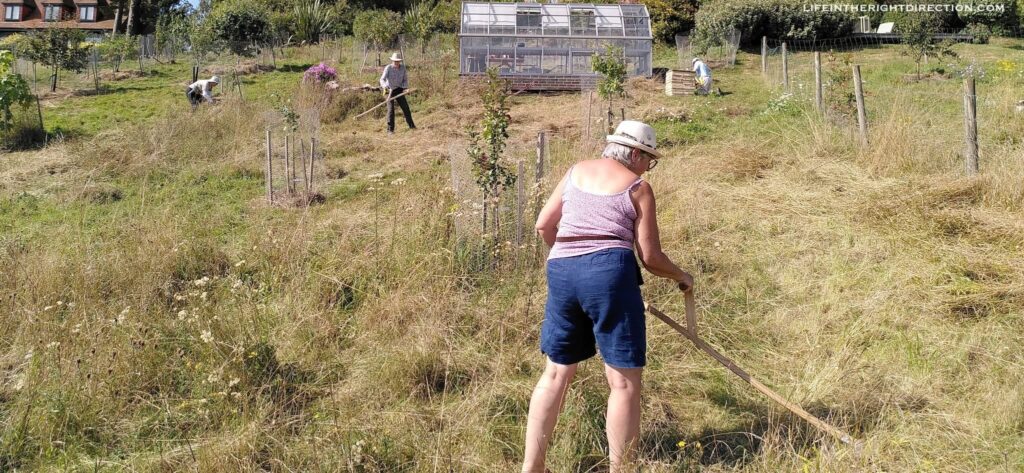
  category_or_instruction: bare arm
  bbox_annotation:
[534,172,569,248]
[632,182,693,289]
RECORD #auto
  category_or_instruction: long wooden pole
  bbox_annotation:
[853,65,868,146]
[781,42,789,92]
[761,36,767,76]
[963,76,979,175]
[648,292,854,445]
[265,130,273,204]
[354,88,417,119]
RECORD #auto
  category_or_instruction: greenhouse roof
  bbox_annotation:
[460,2,652,39]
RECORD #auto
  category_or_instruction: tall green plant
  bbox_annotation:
[403,1,434,53]
[293,0,335,44]
[98,35,137,73]
[353,9,402,66]
[592,44,626,133]
[0,50,33,132]
[467,68,516,233]
[22,26,90,92]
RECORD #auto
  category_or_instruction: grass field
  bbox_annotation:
[1,37,1023,472]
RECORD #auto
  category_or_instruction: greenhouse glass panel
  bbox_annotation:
[517,4,542,35]
[569,6,596,36]
[595,5,624,37]
[490,3,516,35]
[541,4,569,35]
[462,3,489,34]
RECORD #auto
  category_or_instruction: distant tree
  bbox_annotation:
[353,9,402,66]
[901,12,957,79]
[187,14,221,65]
[208,1,271,56]
[430,0,460,33]
[641,0,698,43]
[958,0,1020,35]
[155,10,192,60]
[592,45,626,133]
[293,0,335,44]
[98,34,137,72]
[0,50,33,132]
[22,27,90,92]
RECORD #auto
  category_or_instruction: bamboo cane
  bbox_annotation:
[354,88,418,119]
[647,291,854,445]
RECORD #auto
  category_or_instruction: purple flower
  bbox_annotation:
[303,62,337,83]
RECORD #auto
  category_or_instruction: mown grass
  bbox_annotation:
[1,37,1024,472]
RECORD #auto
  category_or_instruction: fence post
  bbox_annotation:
[192,66,199,83]
[585,91,593,141]
[814,51,823,114]
[963,76,979,175]
[781,42,789,92]
[853,65,868,146]
[265,130,274,204]
[761,36,767,75]
[300,139,309,193]
[535,132,546,183]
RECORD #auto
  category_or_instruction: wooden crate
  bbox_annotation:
[665,69,696,96]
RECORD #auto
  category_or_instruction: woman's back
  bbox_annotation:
[548,159,642,260]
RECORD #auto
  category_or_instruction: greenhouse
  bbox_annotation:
[459,2,654,90]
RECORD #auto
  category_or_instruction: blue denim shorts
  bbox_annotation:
[541,248,646,368]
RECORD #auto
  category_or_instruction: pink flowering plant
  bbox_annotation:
[303,62,337,83]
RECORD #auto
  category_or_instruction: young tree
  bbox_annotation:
[98,35,137,73]
[22,26,90,92]
[592,44,627,133]
[208,1,271,56]
[353,9,402,66]
[467,68,516,233]
[900,12,957,79]
[0,50,33,132]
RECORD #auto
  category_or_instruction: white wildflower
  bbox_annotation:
[200,330,214,344]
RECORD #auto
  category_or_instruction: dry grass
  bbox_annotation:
[2,40,1024,472]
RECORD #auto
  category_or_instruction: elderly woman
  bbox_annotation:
[523,121,693,472]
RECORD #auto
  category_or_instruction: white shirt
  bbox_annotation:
[189,79,217,102]
[693,61,711,79]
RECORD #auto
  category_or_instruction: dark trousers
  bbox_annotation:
[386,87,415,132]
[186,88,201,106]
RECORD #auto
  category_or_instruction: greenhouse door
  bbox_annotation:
[570,52,592,75]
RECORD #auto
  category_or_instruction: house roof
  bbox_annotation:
[0,0,113,32]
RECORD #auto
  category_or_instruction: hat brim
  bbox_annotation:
[606,135,662,158]
[390,56,403,61]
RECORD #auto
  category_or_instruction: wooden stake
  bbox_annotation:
[648,293,855,446]
[265,130,273,203]
[535,132,546,183]
[963,75,979,175]
[516,161,525,247]
[782,42,789,91]
[300,139,309,193]
[761,36,767,75]
[814,51,823,113]
[309,137,316,191]
[585,90,593,141]
[284,135,291,194]
[853,65,868,146]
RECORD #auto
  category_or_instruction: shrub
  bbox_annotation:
[97,35,137,73]
[693,0,856,48]
[958,0,1019,35]
[641,0,698,43]
[965,23,993,44]
[303,62,337,83]
[207,1,271,56]
[0,33,30,54]
[293,0,335,44]
[404,1,435,52]
[430,0,460,33]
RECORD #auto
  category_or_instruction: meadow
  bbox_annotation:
[1,36,1023,471]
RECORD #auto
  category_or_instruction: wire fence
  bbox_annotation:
[675,28,741,70]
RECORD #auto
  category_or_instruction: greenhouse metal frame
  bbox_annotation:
[459,2,654,90]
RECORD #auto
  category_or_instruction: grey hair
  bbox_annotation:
[602,142,636,166]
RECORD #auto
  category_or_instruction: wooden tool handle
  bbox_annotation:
[647,300,854,445]
[354,88,417,119]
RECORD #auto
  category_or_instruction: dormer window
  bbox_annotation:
[79,5,96,21]
[3,5,22,21]
[44,4,62,21]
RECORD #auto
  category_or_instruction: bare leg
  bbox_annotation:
[606,364,643,472]
[522,359,577,473]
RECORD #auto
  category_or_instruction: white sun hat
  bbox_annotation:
[607,120,661,158]
[210,75,221,84]
[390,52,403,61]
[692,57,700,65]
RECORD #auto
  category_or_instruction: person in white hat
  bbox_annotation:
[692,57,713,95]
[379,52,416,134]
[524,120,693,472]
[186,75,220,108]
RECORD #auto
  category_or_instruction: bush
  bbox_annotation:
[430,0,460,33]
[958,0,1019,35]
[0,50,32,132]
[353,9,403,66]
[693,0,856,48]
[207,1,271,56]
[292,0,335,44]
[641,0,698,43]
[966,23,993,44]
[0,33,30,55]
[303,62,337,83]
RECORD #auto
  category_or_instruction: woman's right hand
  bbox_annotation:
[677,272,694,292]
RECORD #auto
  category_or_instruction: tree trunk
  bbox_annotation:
[112,1,122,34]
[125,0,136,37]
[50,65,57,92]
